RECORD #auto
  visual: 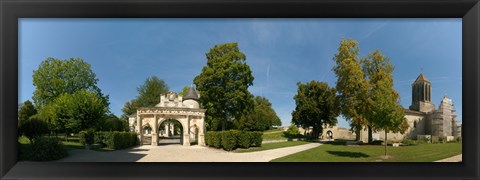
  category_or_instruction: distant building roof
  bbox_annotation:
[414,73,429,83]
[183,85,199,101]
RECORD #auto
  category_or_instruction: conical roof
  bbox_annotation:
[414,73,429,83]
[183,86,199,101]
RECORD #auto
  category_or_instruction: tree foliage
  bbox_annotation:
[100,114,127,131]
[194,42,255,131]
[292,81,339,139]
[235,96,281,131]
[178,86,190,97]
[121,76,169,120]
[52,90,108,133]
[361,50,408,156]
[32,57,108,109]
[332,39,370,140]
[18,100,37,127]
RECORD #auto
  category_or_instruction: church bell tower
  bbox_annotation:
[409,73,435,113]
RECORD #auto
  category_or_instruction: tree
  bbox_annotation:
[332,39,370,141]
[100,114,127,131]
[178,86,190,97]
[194,42,255,131]
[121,76,169,120]
[32,57,109,109]
[18,117,49,143]
[53,90,108,135]
[18,100,37,127]
[361,50,408,157]
[292,81,339,139]
[235,96,281,131]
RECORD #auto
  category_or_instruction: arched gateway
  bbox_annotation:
[128,87,206,146]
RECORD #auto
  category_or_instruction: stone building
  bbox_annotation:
[357,73,461,142]
[128,86,206,146]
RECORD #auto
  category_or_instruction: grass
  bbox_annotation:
[234,141,311,153]
[271,142,462,162]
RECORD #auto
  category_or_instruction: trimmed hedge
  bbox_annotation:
[205,130,263,151]
[79,129,95,145]
[79,131,137,150]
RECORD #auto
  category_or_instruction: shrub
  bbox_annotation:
[221,130,238,151]
[250,131,263,147]
[19,117,49,142]
[237,132,251,148]
[94,131,106,145]
[79,129,95,146]
[205,131,217,147]
[212,132,222,148]
[371,140,383,145]
[284,125,300,138]
[102,131,137,150]
[401,139,417,146]
[28,137,68,161]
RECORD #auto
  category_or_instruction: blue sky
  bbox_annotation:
[19,18,462,128]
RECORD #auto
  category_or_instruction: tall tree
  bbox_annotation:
[292,81,339,139]
[18,100,37,126]
[362,50,408,157]
[332,39,370,141]
[121,76,169,120]
[32,57,108,109]
[194,42,255,131]
[235,96,281,131]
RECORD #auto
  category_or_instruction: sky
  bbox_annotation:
[19,18,462,128]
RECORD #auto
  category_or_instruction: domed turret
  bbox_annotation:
[183,85,200,109]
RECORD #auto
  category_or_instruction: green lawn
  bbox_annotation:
[271,142,462,162]
[234,141,310,153]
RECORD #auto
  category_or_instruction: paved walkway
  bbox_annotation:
[435,154,462,162]
[56,142,322,162]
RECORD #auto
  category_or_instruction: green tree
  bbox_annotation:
[32,57,108,109]
[361,50,408,157]
[100,114,127,131]
[178,86,190,97]
[53,90,108,135]
[292,81,339,139]
[332,39,370,141]
[18,100,37,127]
[235,96,281,131]
[194,42,255,131]
[121,76,169,120]
[18,117,50,143]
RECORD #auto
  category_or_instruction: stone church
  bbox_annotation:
[356,73,462,142]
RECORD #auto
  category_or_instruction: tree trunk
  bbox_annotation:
[368,126,373,143]
[222,119,226,131]
[384,128,388,157]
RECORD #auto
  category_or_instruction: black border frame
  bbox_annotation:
[1,0,479,180]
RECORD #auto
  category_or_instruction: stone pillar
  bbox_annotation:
[198,116,206,146]
[183,116,191,146]
[152,114,158,146]
[165,123,170,137]
[137,114,143,145]
[170,123,174,135]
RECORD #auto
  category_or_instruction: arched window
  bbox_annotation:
[413,121,417,128]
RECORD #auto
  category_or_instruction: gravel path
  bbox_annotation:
[56,142,322,162]
[435,154,462,162]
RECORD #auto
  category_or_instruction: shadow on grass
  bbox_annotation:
[327,151,370,158]
[322,141,347,146]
